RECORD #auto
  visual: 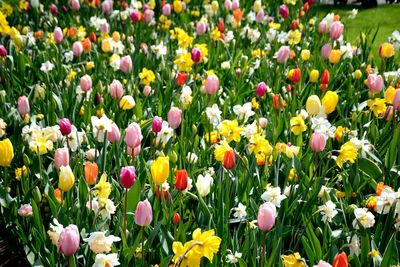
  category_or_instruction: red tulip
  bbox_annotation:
[172,212,180,225]
[332,252,348,267]
[176,72,187,87]
[174,169,188,191]
[223,150,235,170]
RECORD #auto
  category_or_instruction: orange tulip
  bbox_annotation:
[81,38,91,53]
[54,188,62,203]
[84,162,98,186]
[223,150,235,170]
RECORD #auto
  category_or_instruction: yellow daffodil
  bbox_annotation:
[334,126,349,142]
[15,165,28,180]
[93,173,111,204]
[367,98,386,117]
[249,134,273,157]
[290,116,307,135]
[218,120,243,143]
[172,241,201,267]
[281,252,306,267]
[191,228,222,262]
[174,52,193,73]
[214,140,233,162]
[139,68,156,85]
[336,141,357,168]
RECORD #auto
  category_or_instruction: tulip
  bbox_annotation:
[102,0,112,13]
[143,9,154,23]
[191,47,201,63]
[279,4,289,19]
[130,9,140,23]
[288,68,301,83]
[80,75,92,92]
[72,41,83,56]
[176,72,187,87]
[301,49,310,61]
[70,0,80,11]
[119,55,132,74]
[332,252,348,267]
[291,19,299,30]
[275,46,290,64]
[152,116,163,133]
[119,95,136,109]
[318,20,328,34]
[383,106,394,121]
[257,202,276,231]
[256,10,265,23]
[329,49,342,64]
[50,4,58,15]
[18,204,33,217]
[59,224,80,256]
[314,260,332,267]
[17,96,30,117]
[59,165,75,192]
[259,117,268,128]
[321,43,332,60]
[256,82,268,97]
[232,0,239,10]
[59,118,72,136]
[196,21,208,35]
[143,85,152,96]
[120,166,136,189]
[379,42,394,58]
[322,91,339,114]
[107,123,121,143]
[310,69,319,83]
[0,45,7,57]
[125,122,142,148]
[54,27,63,43]
[218,19,224,33]
[310,132,326,152]
[162,4,171,16]
[329,21,344,40]
[135,200,152,226]
[306,95,322,116]
[272,94,286,109]
[168,107,182,129]
[55,147,69,170]
[172,212,180,225]
[204,75,219,94]
[0,139,14,167]
[175,169,188,191]
[150,156,169,185]
[393,89,400,110]
[367,74,384,94]
[84,162,98,185]
[224,0,232,9]
[101,22,110,34]
[320,69,330,91]
[109,80,124,99]
[223,150,235,170]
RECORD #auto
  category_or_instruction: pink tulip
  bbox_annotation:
[313,260,332,267]
[102,0,113,13]
[135,199,152,226]
[120,55,132,74]
[143,85,152,96]
[71,0,80,11]
[17,96,30,116]
[257,202,276,231]
[329,21,344,40]
[152,116,163,133]
[18,204,33,217]
[162,4,171,16]
[101,22,110,34]
[310,132,326,153]
[59,118,72,136]
[143,9,154,23]
[256,82,268,97]
[54,27,63,43]
[55,147,69,170]
[367,74,383,94]
[318,20,328,34]
[125,122,142,148]
[279,4,289,19]
[72,41,83,57]
[191,48,201,63]
[108,123,121,143]
[0,45,7,57]
[275,46,290,64]
[259,117,268,128]
[393,90,400,110]
[224,0,232,10]
[50,4,58,15]
[256,10,265,23]
[196,21,208,36]
[204,75,219,94]
[127,145,141,156]
[232,0,239,10]
[80,75,92,92]
[59,224,80,256]
[168,107,182,129]
[321,43,332,60]
[130,9,140,23]
[120,166,136,189]
[110,80,124,99]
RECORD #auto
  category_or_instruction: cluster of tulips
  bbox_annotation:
[0,0,400,266]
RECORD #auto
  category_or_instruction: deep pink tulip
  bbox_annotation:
[256,82,268,97]
[279,4,289,19]
[152,116,163,133]
[191,48,201,63]
[120,166,136,189]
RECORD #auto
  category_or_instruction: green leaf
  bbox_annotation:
[385,125,400,170]
[31,200,46,239]
[381,233,397,266]
[358,158,382,178]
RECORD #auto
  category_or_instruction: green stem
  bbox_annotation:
[261,231,267,267]
[123,188,128,236]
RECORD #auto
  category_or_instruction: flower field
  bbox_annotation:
[0,0,400,266]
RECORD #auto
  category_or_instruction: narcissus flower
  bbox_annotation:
[290,116,307,135]
[336,141,357,168]
[367,98,386,117]
[150,156,170,185]
[281,252,306,267]
[218,120,243,143]
[191,228,222,262]
[93,174,112,204]
[139,68,155,85]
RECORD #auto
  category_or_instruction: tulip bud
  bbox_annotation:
[256,82,267,97]
[135,199,153,226]
[109,80,124,99]
[393,89,400,111]
[176,72,187,87]
[309,69,319,83]
[306,95,321,116]
[108,123,121,143]
[191,47,201,63]
[320,69,330,89]
[53,27,63,43]
[332,252,348,267]
[130,9,140,22]
[162,4,171,16]
[275,46,290,64]
[58,118,72,136]
[196,21,208,35]
[84,161,98,185]
[321,43,332,60]
[259,117,268,128]
[59,224,80,256]
[367,74,383,94]
[310,132,326,152]
[354,69,362,80]
[174,169,188,191]
[218,19,224,33]
[102,0,112,13]
[168,107,182,129]
[291,19,299,30]
[279,4,289,19]
[330,21,344,40]
[204,75,219,94]
[152,116,163,133]
[318,20,328,34]
[72,41,83,56]
[272,94,286,109]
[0,45,7,58]
[257,202,276,231]
[288,68,301,83]
[50,4,58,15]
[33,186,42,204]
[120,166,136,189]
[70,0,80,11]
[223,150,235,170]
[17,96,30,117]
[55,147,69,170]
[119,55,132,74]
[80,75,92,92]
[172,212,180,225]
[125,122,143,148]
[59,165,75,192]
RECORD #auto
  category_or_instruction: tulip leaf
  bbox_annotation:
[381,233,397,266]
[358,157,382,178]
[385,125,400,170]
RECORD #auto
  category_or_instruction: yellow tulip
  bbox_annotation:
[309,69,319,83]
[119,95,135,110]
[306,95,321,116]
[353,69,362,79]
[384,86,397,104]
[0,138,14,167]
[300,49,310,61]
[379,42,394,58]
[101,38,112,53]
[173,0,182,13]
[59,165,75,192]
[329,49,341,64]
[150,156,169,185]
[322,91,339,114]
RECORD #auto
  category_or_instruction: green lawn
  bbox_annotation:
[316,4,400,58]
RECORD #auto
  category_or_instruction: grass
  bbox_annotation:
[316,4,400,58]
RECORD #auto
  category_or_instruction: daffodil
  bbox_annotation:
[190,228,222,262]
[336,141,357,168]
[367,98,386,117]
[139,68,155,85]
[93,174,112,204]
[172,241,201,267]
[214,140,233,162]
[290,116,307,135]
[281,252,306,267]
[218,120,243,143]
[174,52,194,73]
